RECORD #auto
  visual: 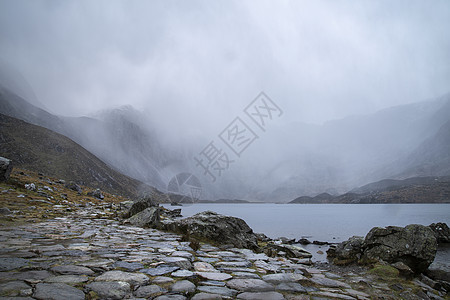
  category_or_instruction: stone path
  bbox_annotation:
[0,205,445,299]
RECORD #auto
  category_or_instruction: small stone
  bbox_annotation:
[86,281,131,300]
[237,291,285,300]
[226,279,274,292]
[171,280,196,294]
[196,272,233,281]
[33,283,85,300]
[134,284,167,298]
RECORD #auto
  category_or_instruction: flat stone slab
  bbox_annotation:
[311,291,356,300]
[154,294,187,300]
[310,276,351,289]
[194,262,217,272]
[134,284,167,298]
[196,272,233,281]
[226,279,274,292]
[197,285,239,297]
[262,273,306,283]
[86,281,131,300]
[191,293,222,300]
[33,283,85,300]
[171,280,196,294]
[50,265,94,275]
[0,280,30,296]
[113,261,144,271]
[171,269,194,277]
[95,270,149,286]
[232,272,260,279]
[152,276,174,284]
[44,275,88,284]
[0,258,28,271]
[215,261,252,268]
[276,282,307,293]
[237,291,285,300]
[143,266,179,276]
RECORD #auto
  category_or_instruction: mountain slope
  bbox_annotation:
[0,113,148,198]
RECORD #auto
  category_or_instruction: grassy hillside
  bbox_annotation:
[0,113,151,198]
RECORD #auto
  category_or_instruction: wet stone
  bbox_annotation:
[276,282,307,293]
[0,281,30,296]
[143,266,179,276]
[95,270,149,286]
[0,258,28,271]
[113,261,144,271]
[44,275,88,284]
[134,284,167,298]
[171,280,196,294]
[152,276,174,284]
[237,291,285,300]
[171,269,194,277]
[85,281,131,300]
[191,293,222,300]
[197,285,239,297]
[196,272,233,281]
[226,279,275,292]
[33,283,85,300]
[50,265,94,275]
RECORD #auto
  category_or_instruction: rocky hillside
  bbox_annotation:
[0,113,151,198]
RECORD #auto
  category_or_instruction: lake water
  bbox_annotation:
[162,203,450,268]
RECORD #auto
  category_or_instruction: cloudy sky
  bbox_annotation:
[0,0,449,130]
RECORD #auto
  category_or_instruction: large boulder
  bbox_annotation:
[362,224,437,273]
[173,211,259,251]
[126,196,157,218]
[428,222,450,243]
[127,207,161,227]
[327,236,364,265]
[0,157,13,182]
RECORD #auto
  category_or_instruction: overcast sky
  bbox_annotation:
[0,0,449,129]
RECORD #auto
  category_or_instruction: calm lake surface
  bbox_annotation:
[162,203,450,267]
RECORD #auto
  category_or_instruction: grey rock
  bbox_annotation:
[127,196,158,218]
[128,207,161,227]
[11,270,52,281]
[163,257,192,269]
[233,272,260,279]
[152,276,175,284]
[143,266,179,276]
[266,244,312,259]
[0,207,12,215]
[0,157,12,182]
[262,273,306,283]
[429,222,450,243]
[65,181,82,194]
[172,211,259,251]
[44,275,88,284]
[309,276,351,288]
[194,262,216,272]
[226,279,274,292]
[51,265,94,275]
[95,270,149,286]
[85,281,131,300]
[275,282,306,293]
[363,224,437,273]
[0,258,28,271]
[134,284,167,298]
[311,291,355,300]
[0,281,30,296]
[191,293,222,300]
[215,261,252,268]
[33,283,84,300]
[197,285,238,297]
[327,236,364,265]
[87,188,104,199]
[237,291,285,300]
[113,261,144,271]
[171,280,195,294]
[171,270,194,277]
[154,295,187,300]
[196,272,233,281]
